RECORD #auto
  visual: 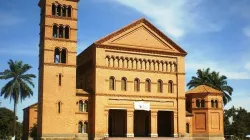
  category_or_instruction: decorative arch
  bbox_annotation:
[134,78,140,92]
[109,76,115,90]
[78,121,83,133]
[67,6,72,17]
[145,78,151,92]
[52,24,58,38]
[54,48,60,63]
[157,79,163,93]
[52,3,56,15]
[168,80,174,93]
[61,48,67,63]
[121,77,127,91]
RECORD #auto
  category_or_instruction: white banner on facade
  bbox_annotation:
[134,101,150,111]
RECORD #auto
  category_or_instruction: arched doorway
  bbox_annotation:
[134,110,151,137]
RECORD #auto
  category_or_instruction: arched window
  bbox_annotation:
[196,99,200,108]
[168,80,174,93]
[79,100,83,112]
[78,121,83,133]
[201,99,205,108]
[211,100,215,108]
[215,100,218,108]
[67,6,72,17]
[109,76,115,90]
[57,5,61,16]
[186,123,190,133]
[52,4,56,15]
[145,79,151,92]
[62,5,67,17]
[53,25,58,38]
[84,101,88,112]
[65,26,70,39]
[134,78,140,92]
[121,77,127,91]
[59,25,64,38]
[54,48,60,63]
[58,102,61,113]
[61,49,67,63]
[157,80,163,93]
[84,122,88,133]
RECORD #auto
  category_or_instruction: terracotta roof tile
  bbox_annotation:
[186,85,222,94]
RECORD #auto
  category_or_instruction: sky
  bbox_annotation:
[0,0,250,122]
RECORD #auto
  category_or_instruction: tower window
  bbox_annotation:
[54,48,67,64]
[62,6,67,17]
[58,102,61,113]
[121,77,127,91]
[54,48,60,63]
[61,49,67,63]
[57,5,61,16]
[134,78,140,92]
[157,79,163,93]
[84,101,88,112]
[67,6,72,17]
[109,76,115,90]
[145,79,151,92]
[65,26,70,39]
[52,4,56,15]
[53,25,58,38]
[59,74,62,86]
[59,25,64,38]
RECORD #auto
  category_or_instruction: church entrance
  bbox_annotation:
[157,111,174,137]
[108,109,127,137]
[134,110,151,137]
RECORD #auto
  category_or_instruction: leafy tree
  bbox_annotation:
[30,123,37,139]
[0,60,36,138]
[187,68,233,105]
[0,107,22,140]
[224,106,250,139]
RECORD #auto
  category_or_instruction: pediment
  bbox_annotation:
[95,18,187,55]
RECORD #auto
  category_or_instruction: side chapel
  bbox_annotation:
[22,0,224,140]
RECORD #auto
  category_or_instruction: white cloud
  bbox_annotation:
[113,0,222,38]
[243,27,250,38]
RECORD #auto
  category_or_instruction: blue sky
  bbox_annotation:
[0,0,250,122]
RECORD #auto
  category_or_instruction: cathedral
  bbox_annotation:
[22,0,224,140]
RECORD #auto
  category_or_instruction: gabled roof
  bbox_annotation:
[94,18,187,55]
[186,85,222,94]
[23,103,38,110]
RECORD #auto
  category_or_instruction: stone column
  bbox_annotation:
[150,111,158,137]
[173,111,178,137]
[104,109,109,137]
[126,110,134,137]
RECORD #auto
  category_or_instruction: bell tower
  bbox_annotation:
[37,0,79,139]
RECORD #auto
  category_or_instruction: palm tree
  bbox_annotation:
[0,60,36,138]
[187,68,233,105]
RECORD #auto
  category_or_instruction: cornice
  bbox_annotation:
[45,15,78,21]
[97,44,186,57]
[44,48,76,54]
[44,63,76,68]
[95,93,185,100]
[44,37,77,43]
[96,65,185,75]
[192,108,223,111]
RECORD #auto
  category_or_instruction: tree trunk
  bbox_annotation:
[12,99,17,138]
